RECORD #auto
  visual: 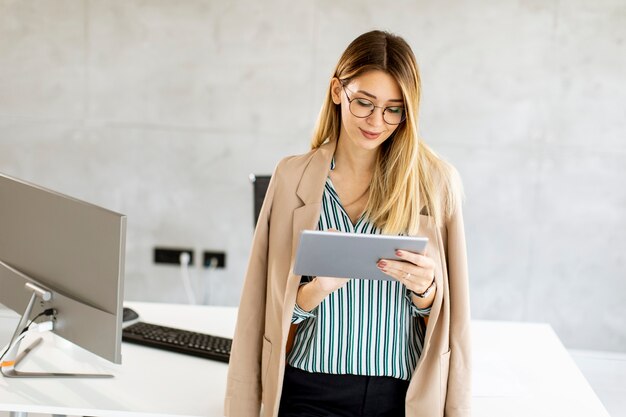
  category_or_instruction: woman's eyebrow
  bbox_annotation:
[356,89,404,103]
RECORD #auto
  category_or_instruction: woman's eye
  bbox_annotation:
[386,106,404,114]
[356,99,373,108]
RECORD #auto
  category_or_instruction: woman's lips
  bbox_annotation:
[359,128,381,140]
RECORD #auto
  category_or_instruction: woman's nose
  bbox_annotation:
[366,107,385,126]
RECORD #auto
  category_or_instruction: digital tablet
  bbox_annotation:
[293,230,428,281]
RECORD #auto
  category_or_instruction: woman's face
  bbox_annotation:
[331,70,404,152]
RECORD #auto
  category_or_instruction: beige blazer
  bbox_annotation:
[224,139,472,417]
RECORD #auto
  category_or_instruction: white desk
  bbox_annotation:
[471,320,609,417]
[0,302,234,417]
[0,302,610,417]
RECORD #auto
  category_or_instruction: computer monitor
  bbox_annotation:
[249,174,271,226]
[0,172,126,377]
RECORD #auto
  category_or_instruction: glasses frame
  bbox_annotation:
[341,84,406,125]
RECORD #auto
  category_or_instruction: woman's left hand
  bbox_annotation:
[376,250,435,294]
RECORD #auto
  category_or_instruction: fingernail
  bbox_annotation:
[396,250,403,257]
[378,260,387,268]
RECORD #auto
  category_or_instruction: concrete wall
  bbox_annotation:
[1,0,624,352]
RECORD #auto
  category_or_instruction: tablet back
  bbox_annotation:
[293,230,428,281]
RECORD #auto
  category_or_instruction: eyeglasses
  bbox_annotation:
[342,85,406,125]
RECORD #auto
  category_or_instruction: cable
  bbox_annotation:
[202,257,219,305]
[179,252,197,305]
[0,308,55,362]
[22,308,55,335]
[0,331,27,364]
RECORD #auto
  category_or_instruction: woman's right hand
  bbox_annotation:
[298,275,349,312]
[312,275,350,294]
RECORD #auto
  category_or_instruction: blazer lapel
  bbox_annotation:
[283,140,337,325]
[291,138,337,256]
[294,140,337,207]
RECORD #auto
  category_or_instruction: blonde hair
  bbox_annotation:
[311,30,463,234]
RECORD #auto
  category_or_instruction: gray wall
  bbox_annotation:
[1,0,624,352]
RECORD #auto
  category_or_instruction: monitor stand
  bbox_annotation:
[0,282,113,378]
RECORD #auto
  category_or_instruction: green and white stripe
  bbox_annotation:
[288,161,429,381]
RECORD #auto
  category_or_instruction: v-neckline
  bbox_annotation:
[326,176,366,230]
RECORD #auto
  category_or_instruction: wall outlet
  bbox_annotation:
[203,251,226,268]
[154,247,194,266]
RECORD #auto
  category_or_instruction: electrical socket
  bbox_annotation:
[154,247,194,266]
[203,251,226,268]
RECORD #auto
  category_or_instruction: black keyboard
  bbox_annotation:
[122,321,231,363]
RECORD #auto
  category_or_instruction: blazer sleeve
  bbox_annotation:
[224,164,279,417]
[445,205,473,417]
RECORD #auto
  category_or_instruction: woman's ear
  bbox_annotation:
[330,78,342,105]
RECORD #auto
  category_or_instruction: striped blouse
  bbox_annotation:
[287,159,430,381]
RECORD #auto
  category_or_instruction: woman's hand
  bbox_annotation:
[376,249,436,295]
[313,275,350,293]
[296,275,349,312]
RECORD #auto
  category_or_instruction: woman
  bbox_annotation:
[225,30,471,417]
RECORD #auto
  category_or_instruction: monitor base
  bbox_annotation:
[0,283,113,378]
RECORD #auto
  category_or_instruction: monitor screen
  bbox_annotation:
[0,172,126,365]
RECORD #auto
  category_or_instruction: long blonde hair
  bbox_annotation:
[311,30,463,234]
